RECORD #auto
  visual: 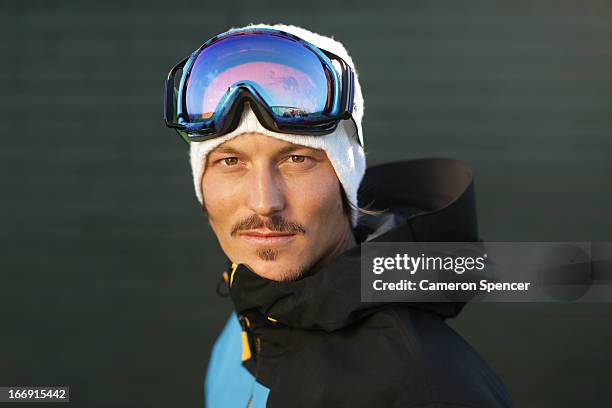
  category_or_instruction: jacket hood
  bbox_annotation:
[224,158,479,332]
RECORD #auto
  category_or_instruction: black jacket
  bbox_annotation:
[216,158,513,407]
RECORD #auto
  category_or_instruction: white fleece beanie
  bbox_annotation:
[189,23,366,226]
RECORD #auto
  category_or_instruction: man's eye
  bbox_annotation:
[222,157,239,166]
[289,155,306,163]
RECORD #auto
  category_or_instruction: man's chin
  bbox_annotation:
[247,257,308,282]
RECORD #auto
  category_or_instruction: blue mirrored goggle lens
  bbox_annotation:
[184,33,332,123]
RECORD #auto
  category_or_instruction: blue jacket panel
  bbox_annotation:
[205,312,270,408]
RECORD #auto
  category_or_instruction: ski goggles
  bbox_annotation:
[164,28,359,145]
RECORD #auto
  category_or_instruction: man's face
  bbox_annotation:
[201,132,351,281]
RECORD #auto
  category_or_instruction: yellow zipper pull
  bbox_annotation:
[229,263,238,288]
[238,314,252,361]
[241,331,252,361]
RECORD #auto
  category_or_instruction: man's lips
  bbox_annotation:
[238,230,297,245]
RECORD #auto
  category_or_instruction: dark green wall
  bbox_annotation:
[1,1,611,406]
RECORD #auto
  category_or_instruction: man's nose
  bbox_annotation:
[246,164,285,216]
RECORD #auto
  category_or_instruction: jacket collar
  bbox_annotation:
[224,158,479,332]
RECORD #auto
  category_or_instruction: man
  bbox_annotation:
[165,23,513,407]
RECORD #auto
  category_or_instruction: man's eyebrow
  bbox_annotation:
[211,144,322,156]
[276,145,322,156]
[210,146,243,155]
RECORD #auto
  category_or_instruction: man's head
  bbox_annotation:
[188,24,366,280]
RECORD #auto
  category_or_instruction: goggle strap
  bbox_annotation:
[164,57,189,129]
[320,49,355,115]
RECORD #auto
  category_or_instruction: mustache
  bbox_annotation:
[231,214,306,236]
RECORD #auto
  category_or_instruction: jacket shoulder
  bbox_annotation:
[382,306,513,407]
